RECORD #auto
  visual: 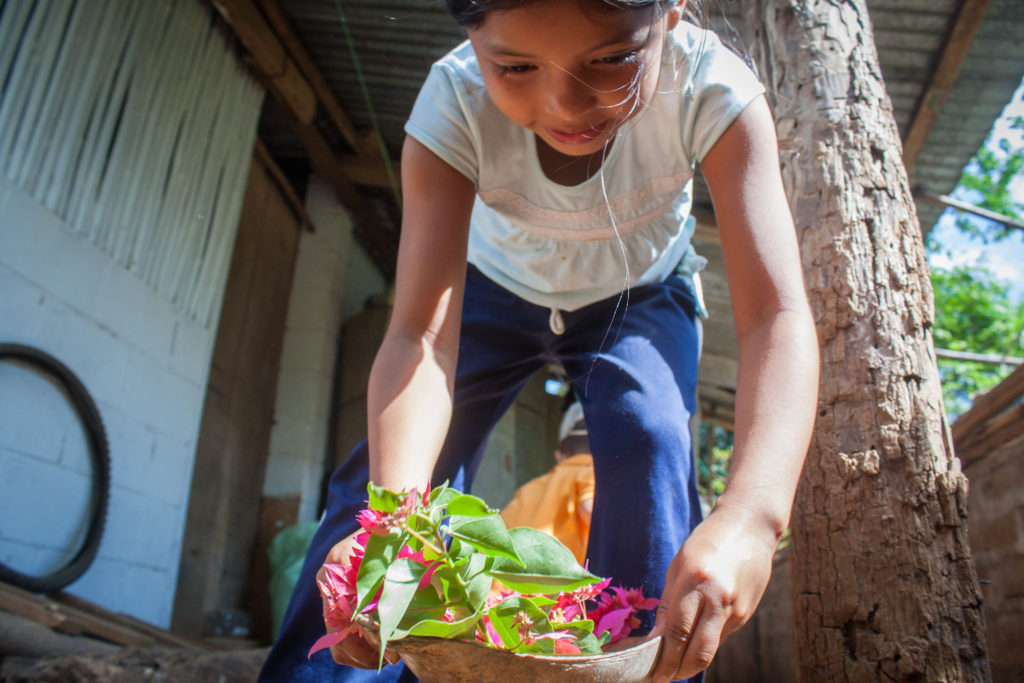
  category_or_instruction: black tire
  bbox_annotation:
[0,343,110,594]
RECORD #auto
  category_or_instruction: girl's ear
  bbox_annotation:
[665,0,684,31]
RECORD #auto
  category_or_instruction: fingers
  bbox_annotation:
[330,631,384,668]
[650,588,703,683]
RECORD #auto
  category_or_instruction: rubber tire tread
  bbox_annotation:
[0,343,110,594]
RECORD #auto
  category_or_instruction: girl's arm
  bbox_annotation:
[650,95,820,682]
[365,137,475,491]
[322,136,475,668]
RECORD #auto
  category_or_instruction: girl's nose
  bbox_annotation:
[546,69,596,120]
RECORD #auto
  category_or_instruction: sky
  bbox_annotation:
[926,78,1024,302]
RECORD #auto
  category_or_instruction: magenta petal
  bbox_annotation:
[595,606,633,638]
[308,630,347,658]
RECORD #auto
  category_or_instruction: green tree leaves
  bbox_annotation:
[931,264,1024,418]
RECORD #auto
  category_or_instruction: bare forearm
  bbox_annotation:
[366,333,460,491]
[714,306,818,540]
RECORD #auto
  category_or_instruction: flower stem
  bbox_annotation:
[404,525,445,557]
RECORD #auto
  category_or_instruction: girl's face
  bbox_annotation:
[468,1,682,158]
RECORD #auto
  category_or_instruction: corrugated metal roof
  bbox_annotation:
[268,0,1024,235]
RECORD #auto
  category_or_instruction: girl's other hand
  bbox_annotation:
[647,503,780,681]
[316,533,400,669]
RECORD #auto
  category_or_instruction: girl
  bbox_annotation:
[260,1,818,681]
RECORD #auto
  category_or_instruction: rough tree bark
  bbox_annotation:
[743,1,991,680]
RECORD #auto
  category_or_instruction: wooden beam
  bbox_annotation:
[916,189,1024,233]
[255,0,362,153]
[340,155,402,189]
[902,0,992,171]
[255,140,315,231]
[951,362,1024,442]
[289,112,398,277]
[256,0,401,204]
[211,0,398,276]
[209,0,316,125]
[935,347,1023,366]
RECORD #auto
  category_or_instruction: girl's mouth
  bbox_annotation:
[545,122,607,146]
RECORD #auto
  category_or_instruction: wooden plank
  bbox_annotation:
[0,582,67,630]
[917,189,1024,234]
[256,0,362,153]
[289,111,398,277]
[209,0,316,124]
[56,594,210,650]
[952,362,1024,442]
[902,0,992,171]
[934,347,1023,366]
[340,155,402,189]
[955,402,1024,467]
[0,581,202,649]
[256,139,315,231]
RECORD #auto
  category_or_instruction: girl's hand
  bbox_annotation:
[647,504,780,682]
[316,533,400,669]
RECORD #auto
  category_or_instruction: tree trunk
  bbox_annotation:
[743,2,991,680]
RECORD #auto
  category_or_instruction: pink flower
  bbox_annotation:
[525,630,581,654]
[397,545,442,588]
[550,577,611,624]
[308,534,379,658]
[586,584,659,644]
[356,508,391,536]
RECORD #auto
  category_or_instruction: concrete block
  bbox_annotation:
[0,448,95,553]
[290,248,344,295]
[0,183,102,316]
[0,358,82,463]
[100,486,180,570]
[268,418,316,459]
[117,348,204,439]
[92,260,177,357]
[262,450,308,496]
[0,265,45,340]
[168,316,215,385]
[103,411,165,498]
[273,369,323,421]
[284,286,337,331]
[279,327,334,375]
[69,556,174,628]
[29,303,128,412]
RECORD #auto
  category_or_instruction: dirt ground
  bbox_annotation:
[0,646,269,682]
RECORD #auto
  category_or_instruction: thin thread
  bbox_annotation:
[333,0,402,210]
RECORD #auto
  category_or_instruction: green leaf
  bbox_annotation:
[488,527,600,594]
[376,559,427,667]
[445,493,493,517]
[355,531,400,612]
[462,554,494,610]
[401,605,482,639]
[367,482,401,512]
[447,514,520,563]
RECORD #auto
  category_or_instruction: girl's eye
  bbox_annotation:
[597,50,641,66]
[497,63,533,76]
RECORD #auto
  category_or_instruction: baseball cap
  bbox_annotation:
[558,402,587,442]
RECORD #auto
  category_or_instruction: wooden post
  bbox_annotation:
[745,1,991,679]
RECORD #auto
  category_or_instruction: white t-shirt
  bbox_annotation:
[404,22,765,314]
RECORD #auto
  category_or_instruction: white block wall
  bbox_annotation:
[0,175,214,626]
[264,176,388,523]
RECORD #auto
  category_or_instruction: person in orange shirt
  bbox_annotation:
[500,402,595,565]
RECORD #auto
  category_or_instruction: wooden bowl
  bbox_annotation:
[356,618,662,683]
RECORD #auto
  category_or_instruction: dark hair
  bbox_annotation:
[558,434,591,457]
[445,0,676,29]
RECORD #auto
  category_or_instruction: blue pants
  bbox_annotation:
[259,266,704,682]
